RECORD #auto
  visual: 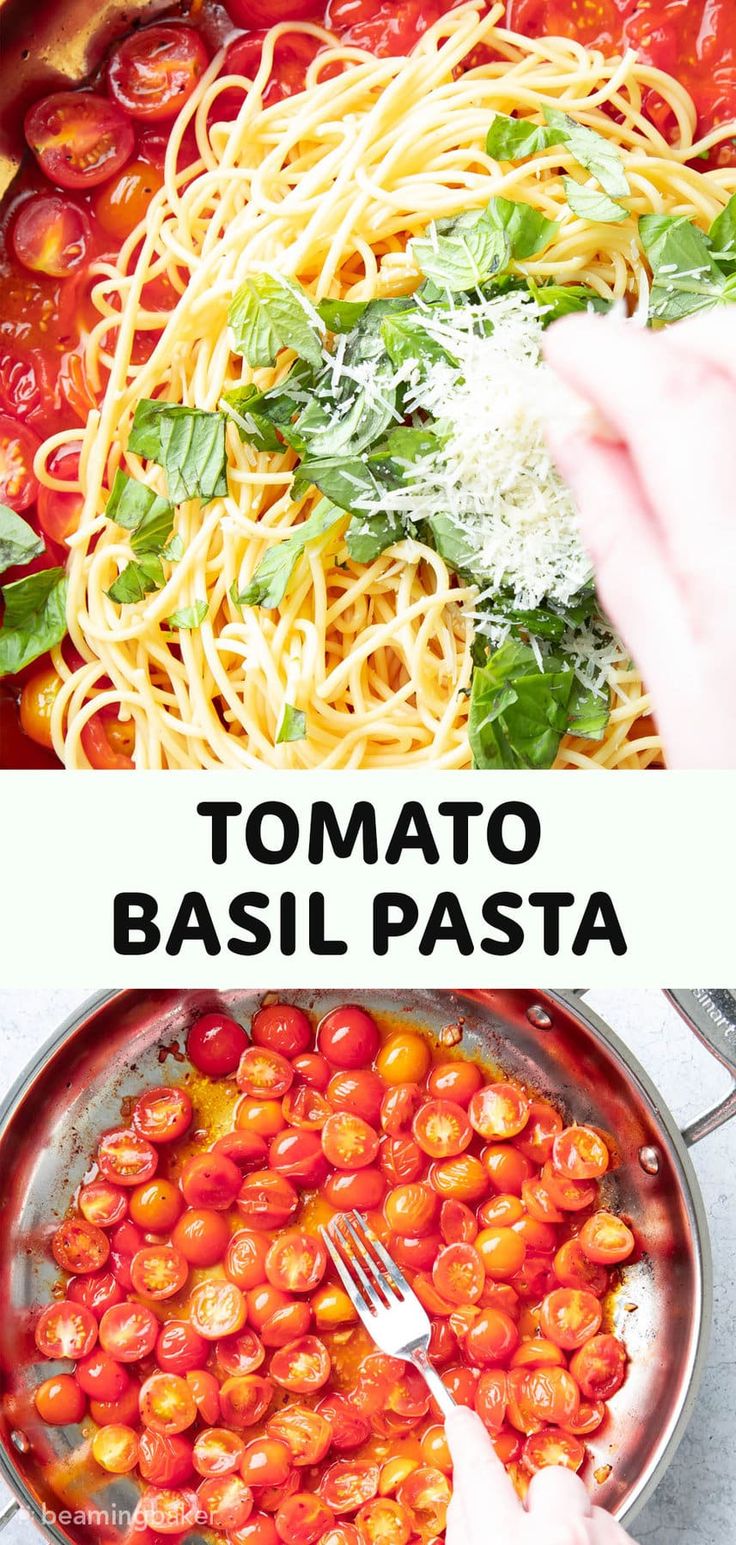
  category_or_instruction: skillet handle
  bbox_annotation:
[664,990,736,1146]
[0,1501,19,1532]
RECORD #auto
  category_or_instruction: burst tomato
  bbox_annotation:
[384,1182,439,1236]
[108,25,209,122]
[465,1308,519,1366]
[429,1154,487,1202]
[181,1151,242,1209]
[320,1461,379,1514]
[270,1126,329,1182]
[355,1499,411,1545]
[24,93,134,190]
[380,1135,424,1186]
[552,1126,610,1181]
[253,1003,312,1057]
[12,195,90,277]
[172,1206,230,1266]
[268,1405,334,1466]
[238,1170,300,1228]
[380,1083,422,1135]
[139,1429,195,1487]
[569,1334,627,1400]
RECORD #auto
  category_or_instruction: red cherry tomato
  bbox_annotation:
[0,413,40,510]
[187,1012,249,1075]
[269,1405,334,1465]
[513,1100,563,1164]
[99,1301,159,1361]
[97,1128,158,1187]
[355,1499,411,1545]
[293,1053,331,1090]
[238,1170,300,1228]
[324,1168,386,1211]
[469,1084,530,1141]
[140,1372,198,1435]
[483,1145,534,1196]
[225,1229,270,1289]
[266,1231,327,1294]
[130,1245,188,1301]
[525,1365,581,1427]
[76,1350,130,1401]
[271,1336,331,1394]
[78,1180,128,1228]
[187,1368,222,1426]
[281,1086,331,1132]
[565,1398,606,1436]
[521,1176,563,1225]
[35,1300,98,1361]
[91,1422,139,1474]
[157,1321,209,1375]
[253,1003,313,1057]
[214,1131,269,1169]
[540,1161,598,1213]
[432,1242,485,1305]
[24,93,134,190]
[321,1111,379,1170]
[380,1083,422,1135]
[129,1179,183,1233]
[317,1006,379,1068]
[217,1328,266,1376]
[523,1428,586,1473]
[579,1210,635,1264]
[198,1473,254,1531]
[552,1126,610,1181]
[465,1308,519,1366]
[220,1374,274,1429]
[190,1280,247,1340]
[94,158,164,239]
[138,1486,199,1534]
[569,1334,627,1400]
[139,1429,195,1487]
[426,1060,483,1105]
[237,1097,287,1139]
[326,0,447,57]
[320,1461,380,1514]
[326,1069,384,1124]
[413,1099,472,1159]
[34,1373,86,1425]
[233,1516,280,1545]
[553,1239,608,1296]
[391,1232,442,1271]
[108,25,209,122]
[79,714,135,771]
[275,1493,334,1545]
[224,1,319,24]
[474,1369,508,1432]
[238,1046,295,1098]
[540,1289,603,1351]
[193,1427,246,1478]
[173,1206,231,1267]
[12,196,91,283]
[429,1154,488,1203]
[181,1151,242,1209]
[440,1199,478,1244]
[52,1218,110,1275]
[380,1134,424,1186]
[241,1437,293,1487]
[68,1271,124,1319]
[397,1467,450,1535]
[476,1227,527,1281]
[269,1127,327,1183]
[133,1085,193,1143]
[510,1338,565,1371]
[384,1182,439,1237]
[89,1383,141,1428]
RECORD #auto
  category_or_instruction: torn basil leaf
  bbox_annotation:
[423,513,480,579]
[528,280,611,320]
[167,601,208,629]
[162,533,184,561]
[567,677,610,740]
[381,312,457,371]
[543,107,629,197]
[276,703,307,743]
[345,510,405,563]
[468,639,576,770]
[411,210,510,291]
[0,505,44,575]
[231,499,344,610]
[564,179,628,224]
[107,554,165,605]
[638,212,732,321]
[128,402,227,502]
[229,273,325,371]
[292,456,387,513]
[317,297,373,332]
[709,193,736,275]
[0,566,68,676]
[486,196,559,261]
[486,112,566,161]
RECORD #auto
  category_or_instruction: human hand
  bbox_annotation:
[542,308,736,769]
[445,1406,638,1545]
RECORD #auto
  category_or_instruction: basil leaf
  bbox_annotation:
[638,213,729,321]
[106,469,173,536]
[292,456,386,512]
[486,112,566,160]
[222,388,283,452]
[468,639,574,769]
[229,273,324,370]
[131,503,175,556]
[486,196,559,260]
[345,510,405,562]
[423,513,480,579]
[128,399,171,460]
[128,402,228,502]
[167,601,208,629]
[709,194,736,274]
[162,533,185,561]
[543,107,629,197]
[564,179,628,224]
[381,313,457,370]
[567,677,610,740]
[231,499,344,609]
[0,566,68,676]
[528,280,611,319]
[107,554,165,604]
[276,703,306,743]
[411,211,510,291]
[223,360,314,452]
[497,604,567,643]
[292,368,398,459]
[317,298,372,332]
[0,505,44,575]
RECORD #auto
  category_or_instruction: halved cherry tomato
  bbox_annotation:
[413,1099,472,1159]
[232,1516,280,1545]
[483,1145,534,1196]
[97,1128,158,1187]
[326,1070,383,1124]
[173,1206,230,1266]
[89,1382,141,1428]
[140,1372,198,1435]
[318,1006,379,1070]
[293,1053,331,1090]
[440,1198,478,1244]
[11,196,90,278]
[253,1003,312,1057]
[476,1227,527,1281]
[217,1328,267,1377]
[525,1366,580,1427]
[380,1083,422,1135]
[510,1339,565,1371]
[157,1321,208,1375]
[355,1499,411,1545]
[541,1161,598,1212]
[94,158,164,239]
[130,1179,183,1233]
[181,1152,242,1209]
[78,1180,128,1228]
[552,1126,610,1181]
[238,1097,288,1138]
[469,1084,530,1140]
[91,1422,139,1473]
[580,1210,635,1265]
[321,1461,379,1514]
[108,25,209,121]
[131,1245,188,1301]
[479,1194,524,1228]
[514,1101,564,1164]
[220,1374,274,1429]
[540,1289,603,1351]
[133,1085,193,1143]
[0,413,40,509]
[375,1030,429,1085]
[566,1398,606,1436]
[187,1011,249,1075]
[281,1087,332,1133]
[474,1369,508,1432]
[275,1493,334,1545]
[138,1486,199,1534]
[198,1473,254,1530]
[68,1271,124,1319]
[24,93,134,190]
[311,1284,356,1331]
[139,1429,195,1486]
[241,1437,293,1487]
[190,1280,247,1340]
[35,1300,98,1360]
[99,1301,159,1361]
[464,1308,519,1366]
[187,1368,222,1426]
[569,1334,627,1400]
[271,1336,331,1394]
[429,1154,487,1202]
[76,1348,130,1400]
[193,1427,246,1477]
[397,1467,450,1535]
[322,1111,379,1169]
[238,1046,294,1098]
[433,1243,484,1305]
[426,1060,483,1106]
[523,1428,586,1473]
[324,1168,386,1211]
[420,1426,451,1472]
[384,1182,439,1237]
[34,1373,86,1425]
[238,1170,299,1228]
[215,1131,269,1169]
[52,1218,110,1274]
[380,1135,424,1186]
[268,1405,334,1466]
[266,1231,327,1293]
[553,1239,608,1296]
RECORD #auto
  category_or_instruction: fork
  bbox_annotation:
[320,1209,457,1420]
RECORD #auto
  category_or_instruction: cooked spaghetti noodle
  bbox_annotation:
[37,0,736,768]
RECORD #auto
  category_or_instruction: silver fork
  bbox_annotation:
[320,1209,456,1420]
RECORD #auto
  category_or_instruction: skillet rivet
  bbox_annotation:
[11,1430,29,1453]
[527,1004,552,1029]
[638,1145,661,1175]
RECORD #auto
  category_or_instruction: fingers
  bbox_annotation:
[444,1406,522,1537]
[590,1505,640,1543]
[527,1467,594,1519]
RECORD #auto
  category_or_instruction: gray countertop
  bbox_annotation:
[0,988,733,1545]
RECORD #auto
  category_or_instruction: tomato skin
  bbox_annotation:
[580,1210,635,1265]
[465,1308,519,1366]
[384,1182,439,1237]
[157,1321,209,1375]
[275,1493,334,1545]
[525,1367,581,1427]
[474,1369,508,1432]
[238,1170,300,1229]
[392,1231,442,1272]
[24,93,135,191]
[380,1135,424,1186]
[220,1374,274,1429]
[440,1198,478,1244]
[429,1154,488,1203]
[320,1460,380,1514]
[318,1006,379,1069]
[262,1300,313,1348]
[225,1,319,24]
[324,1167,386,1211]
[76,1351,130,1400]
[133,1086,193,1143]
[215,1131,269,1169]
[108,25,209,122]
[397,1466,450,1535]
[99,1302,159,1362]
[266,1231,327,1294]
[139,1429,195,1487]
[241,1437,293,1488]
[511,1339,566,1371]
[52,1218,110,1274]
[193,1427,246,1478]
[130,1180,183,1233]
[253,1003,312,1058]
[34,1373,86,1425]
[188,1012,249,1076]
[173,1207,231,1267]
[270,1335,331,1394]
[181,1151,242,1209]
[311,1284,357,1332]
[68,1270,124,1319]
[187,1368,222,1426]
[380,1083,422,1136]
[232,1515,280,1545]
[238,1047,295,1098]
[569,1334,627,1400]
[35,1300,98,1361]
[326,1069,383,1124]
[375,1030,430,1086]
[0,413,40,510]
[281,1086,332,1133]
[552,1126,610,1181]
[426,1060,483,1106]
[269,1405,334,1466]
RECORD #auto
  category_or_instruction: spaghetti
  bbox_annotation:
[35,1,736,768]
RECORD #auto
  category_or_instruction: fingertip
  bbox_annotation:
[527,1466,594,1517]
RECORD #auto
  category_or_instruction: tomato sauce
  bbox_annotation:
[1,0,734,768]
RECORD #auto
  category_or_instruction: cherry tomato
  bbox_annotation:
[541,1161,599,1213]
[80,713,135,771]
[483,1145,534,1196]
[474,1369,508,1432]
[540,1289,603,1351]
[355,1499,411,1545]
[240,1437,292,1489]
[238,1170,300,1228]
[392,1232,442,1271]
[469,1084,530,1140]
[514,1100,563,1164]
[317,1006,379,1069]
[130,1179,183,1232]
[431,1241,484,1305]
[413,1272,458,1317]
[384,1182,439,1237]
[89,1383,141,1427]
[321,1461,379,1514]
[34,1373,86,1425]
[99,1301,159,1361]
[479,1194,524,1228]
[271,1336,331,1394]
[326,0,447,57]
[157,1321,208,1375]
[68,1270,124,1319]
[78,1180,129,1228]
[91,1422,139,1473]
[225,1229,270,1290]
[95,158,165,240]
[569,1334,627,1400]
[188,1011,249,1075]
[19,666,63,751]
[380,1083,422,1135]
[275,1494,334,1545]
[440,1198,478,1244]
[181,1151,242,1209]
[521,1176,563,1225]
[314,1396,369,1452]
[138,1486,199,1534]
[580,1210,635,1264]
[220,1374,274,1429]
[217,1328,266,1376]
[35,1300,98,1360]
[413,1099,472,1159]
[52,1218,110,1274]
[266,1231,327,1294]
[326,1069,384,1124]
[140,1371,198,1435]
[311,1284,357,1331]
[552,1126,610,1180]
[566,1398,606,1436]
[238,1097,287,1139]
[108,25,209,122]
[97,1128,158,1186]
[268,1405,334,1466]
[429,1154,488,1202]
[129,1245,187,1301]
[322,1111,379,1169]
[193,1427,246,1477]
[198,1473,255,1530]
[133,1085,193,1143]
[172,1206,230,1267]
[397,1467,450,1535]
[510,1339,566,1371]
[12,195,90,279]
[419,1425,451,1472]
[187,1368,222,1426]
[293,1053,331,1090]
[139,1429,195,1487]
[238,1046,294,1098]
[253,1003,312,1057]
[426,1060,483,1106]
[324,1168,386,1211]
[476,1227,527,1281]
[232,1516,280,1545]
[281,1087,331,1133]
[224,2,318,24]
[380,1135,424,1186]
[24,93,134,191]
[464,1307,519,1365]
[215,1131,269,1169]
[526,1365,581,1427]
[375,1029,429,1085]
[0,413,40,510]
[190,1280,247,1340]
[78,1352,131,1406]
[553,1239,608,1296]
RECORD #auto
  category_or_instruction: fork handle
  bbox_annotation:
[410,1347,457,1421]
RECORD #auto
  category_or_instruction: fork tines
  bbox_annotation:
[320,1209,409,1318]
